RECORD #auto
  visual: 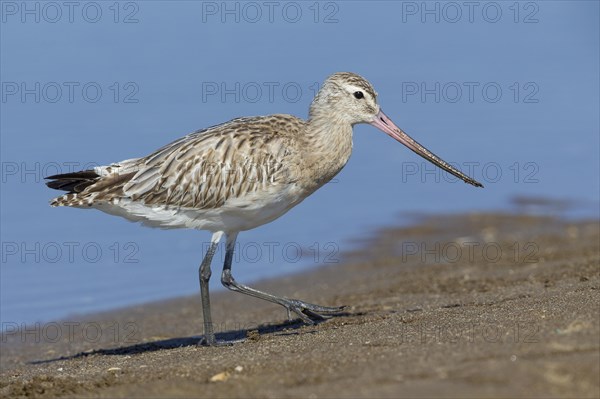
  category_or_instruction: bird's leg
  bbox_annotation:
[198,231,222,346]
[221,233,345,325]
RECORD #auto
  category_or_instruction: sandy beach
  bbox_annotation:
[1,212,599,398]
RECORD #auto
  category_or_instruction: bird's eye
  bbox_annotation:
[353,91,364,99]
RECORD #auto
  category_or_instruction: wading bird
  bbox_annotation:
[46,72,483,345]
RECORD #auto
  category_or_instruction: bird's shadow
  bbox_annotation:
[29,313,351,365]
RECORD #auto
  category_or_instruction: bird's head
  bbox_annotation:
[310,72,484,188]
[310,72,380,126]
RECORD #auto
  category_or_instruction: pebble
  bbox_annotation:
[209,371,230,382]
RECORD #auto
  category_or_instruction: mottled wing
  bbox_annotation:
[121,116,300,209]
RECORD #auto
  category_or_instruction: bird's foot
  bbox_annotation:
[197,336,246,347]
[284,299,346,323]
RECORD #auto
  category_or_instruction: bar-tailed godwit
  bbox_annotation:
[46,72,483,345]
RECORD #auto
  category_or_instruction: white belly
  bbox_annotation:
[93,183,306,232]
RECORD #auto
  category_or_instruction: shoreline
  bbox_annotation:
[1,212,599,398]
[4,200,598,331]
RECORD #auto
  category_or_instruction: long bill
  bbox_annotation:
[370,109,484,188]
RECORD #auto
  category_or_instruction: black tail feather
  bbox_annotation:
[45,170,100,193]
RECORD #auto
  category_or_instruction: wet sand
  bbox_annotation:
[1,212,599,398]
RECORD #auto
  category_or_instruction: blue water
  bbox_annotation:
[1,1,598,328]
